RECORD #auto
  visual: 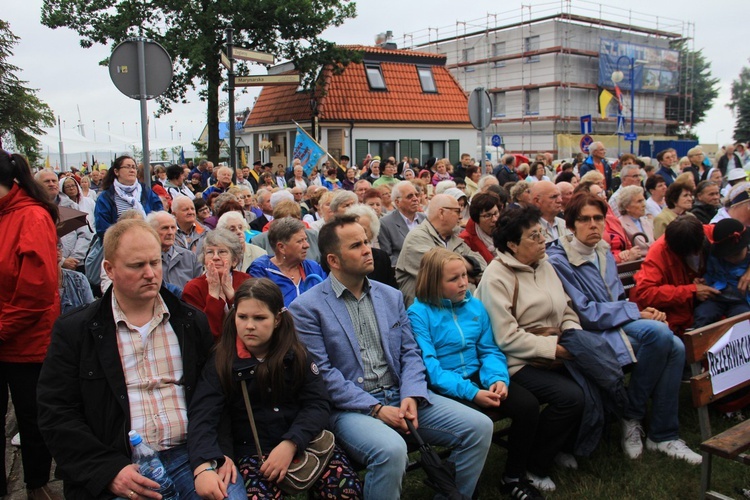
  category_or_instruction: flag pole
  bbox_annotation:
[292,120,343,170]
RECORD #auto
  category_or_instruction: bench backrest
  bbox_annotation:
[617,258,643,292]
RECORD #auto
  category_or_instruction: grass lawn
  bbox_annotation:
[400,383,750,499]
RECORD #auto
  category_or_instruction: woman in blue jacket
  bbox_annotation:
[248,217,325,307]
[408,248,546,500]
[94,155,162,236]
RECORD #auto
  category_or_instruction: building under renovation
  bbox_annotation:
[401,1,696,157]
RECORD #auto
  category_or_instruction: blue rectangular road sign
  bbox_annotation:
[580,115,592,134]
[625,132,638,141]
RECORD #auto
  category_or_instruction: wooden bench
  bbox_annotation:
[617,258,643,293]
[682,311,750,499]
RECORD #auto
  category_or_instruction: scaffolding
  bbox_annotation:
[401,0,696,155]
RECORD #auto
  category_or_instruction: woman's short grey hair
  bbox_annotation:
[617,185,646,215]
[200,228,244,266]
[346,204,381,240]
[217,211,249,232]
[330,190,358,213]
[510,181,530,202]
[434,180,457,194]
[268,217,306,250]
[212,193,238,214]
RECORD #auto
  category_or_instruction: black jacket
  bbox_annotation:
[493,165,519,187]
[37,287,214,500]
[187,350,330,470]
[690,202,719,224]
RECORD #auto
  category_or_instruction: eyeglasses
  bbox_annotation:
[479,210,501,219]
[118,165,137,171]
[205,249,230,258]
[526,231,545,243]
[575,215,606,224]
[441,207,462,215]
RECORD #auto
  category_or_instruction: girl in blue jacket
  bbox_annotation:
[408,248,547,500]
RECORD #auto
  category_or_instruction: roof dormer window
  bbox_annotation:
[417,67,437,93]
[365,64,387,91]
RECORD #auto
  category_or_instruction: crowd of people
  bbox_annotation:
[3,140,750,500]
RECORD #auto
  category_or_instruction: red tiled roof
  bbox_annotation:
[245,46,470,127]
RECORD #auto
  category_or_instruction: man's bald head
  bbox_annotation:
[557,182,574,210]
[530,181,561,221]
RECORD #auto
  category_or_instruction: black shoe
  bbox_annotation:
[500,478,545,500]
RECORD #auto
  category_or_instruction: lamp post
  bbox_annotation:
[611,55,637,154]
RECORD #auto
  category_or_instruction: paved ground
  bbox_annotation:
[4,405,63,499]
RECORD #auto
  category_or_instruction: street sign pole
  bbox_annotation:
[479,87,487,168]
[226,27,236,177]
[136,38,152,189]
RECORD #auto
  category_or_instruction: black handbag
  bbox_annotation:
[240,381,335,494]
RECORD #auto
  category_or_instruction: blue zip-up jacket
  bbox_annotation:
[94,184,163,236]
[547,235,638,366]
[407,292,509,402]
[247,254,327,307]
[579,155,613,191]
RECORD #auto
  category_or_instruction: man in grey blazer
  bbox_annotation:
[289,216,492,500]
[377,181,426,266]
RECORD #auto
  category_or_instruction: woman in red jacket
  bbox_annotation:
[0,151,60,499]
[459,192,503,263]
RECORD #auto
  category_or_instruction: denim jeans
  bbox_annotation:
[154,445,246,500]
[693,298,750,329]
[330,387,493,500]
[622,319,684,442]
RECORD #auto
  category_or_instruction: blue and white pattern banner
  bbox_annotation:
[292,126,325,176]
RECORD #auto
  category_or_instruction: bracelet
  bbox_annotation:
[194,466,216,479]
[371,403,383,417]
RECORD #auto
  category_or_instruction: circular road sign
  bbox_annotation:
[491,134,502,147]
[109,38,172,100]
[468,88,492,131]
[580,134,594,153]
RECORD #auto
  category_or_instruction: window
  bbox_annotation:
[417,67,437,93]
[493,92,506,117]
[421,141,445,164]
[369,141,396,160]
[365,65,386,90]
[461,47,475,73]
[492,41,506,68]
[524,89,539,115]
[524,35,540,63]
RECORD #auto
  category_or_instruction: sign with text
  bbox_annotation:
[234,75,300,87]
[232,47,274,65]
[707,320,750,395]
[220,52,231,70]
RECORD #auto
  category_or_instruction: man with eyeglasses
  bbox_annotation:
[378,181,426,266]
[396,194,486,307]
[530,181,569,245]
[608,162,643,217]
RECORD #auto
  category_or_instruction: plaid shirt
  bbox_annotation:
[113,294,188,451]
[330,274,395,392]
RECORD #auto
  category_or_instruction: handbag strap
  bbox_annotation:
[241,380,265,461]
[498,259,520,318]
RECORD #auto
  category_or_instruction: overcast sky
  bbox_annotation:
[6,0,748,156]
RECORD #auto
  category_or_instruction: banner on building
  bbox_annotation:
[598,39,679,94]
[707,320,750,395]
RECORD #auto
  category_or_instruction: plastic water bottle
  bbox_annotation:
[128,430,179,499]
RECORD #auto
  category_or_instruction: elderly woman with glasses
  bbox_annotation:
[547,193,700,465]
[182,228,250,341]
[94,155,162,237]
[474,206,584,493]
[460,192,503,263]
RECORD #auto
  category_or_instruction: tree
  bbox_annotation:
[0,20,54,163]
[665,43,719,139]
[41,0,358,163]
[728,61,750,143]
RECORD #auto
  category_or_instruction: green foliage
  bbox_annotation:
[666,42,719,138]
[41,0,359,162]
[728,61,750,143]
[0,20,54,163]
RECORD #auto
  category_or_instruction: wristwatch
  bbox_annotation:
[194,460,218,479]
